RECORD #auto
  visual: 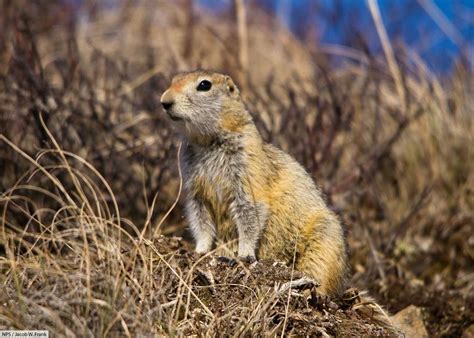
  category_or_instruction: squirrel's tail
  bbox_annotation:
[343,287,394,329]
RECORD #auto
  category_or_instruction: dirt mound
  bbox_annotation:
[154,237,397,336]
[0,235,395,336]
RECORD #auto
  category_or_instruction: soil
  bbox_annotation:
[152,236,399,336]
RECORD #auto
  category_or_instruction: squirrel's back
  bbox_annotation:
[246,141,347,295]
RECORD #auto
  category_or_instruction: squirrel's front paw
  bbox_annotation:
[195,242,212,254]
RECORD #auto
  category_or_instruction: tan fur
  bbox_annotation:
[161,70,347,296]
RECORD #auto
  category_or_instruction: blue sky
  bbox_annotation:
[198,0,474,73]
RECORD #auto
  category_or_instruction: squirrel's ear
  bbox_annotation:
[225,75,239,97]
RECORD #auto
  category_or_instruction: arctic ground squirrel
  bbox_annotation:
[160,70,347,296]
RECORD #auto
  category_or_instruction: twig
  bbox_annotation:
[276,277,317,296]
[280,232,300,337]
[364,226,386,282]
[385,185,432,253]
[153,141,183,238]
[182,0,194,60]
[367,0,406,108]
[234,0,249,90]
[417,0,465,47]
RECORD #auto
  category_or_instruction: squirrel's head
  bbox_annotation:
[160,71,249,142]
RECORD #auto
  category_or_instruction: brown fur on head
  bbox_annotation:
[160,71,249,142]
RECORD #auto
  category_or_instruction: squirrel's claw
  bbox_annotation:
[217,256,238,267]
[238,255,257,264]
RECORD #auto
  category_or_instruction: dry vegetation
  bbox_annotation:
[0,0,473,336]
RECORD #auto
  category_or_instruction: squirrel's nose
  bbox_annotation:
[161,101,173,110]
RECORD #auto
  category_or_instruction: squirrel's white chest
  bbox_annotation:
[187,150,239,204]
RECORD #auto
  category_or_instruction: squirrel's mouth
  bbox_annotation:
[166,111,184,121]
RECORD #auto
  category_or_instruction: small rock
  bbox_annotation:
[328,301,339,310]
[391,305,428,338]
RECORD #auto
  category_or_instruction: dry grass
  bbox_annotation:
[0,128,391,336]
[1,0,473,335]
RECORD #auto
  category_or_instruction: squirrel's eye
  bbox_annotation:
[197,80,212,91]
